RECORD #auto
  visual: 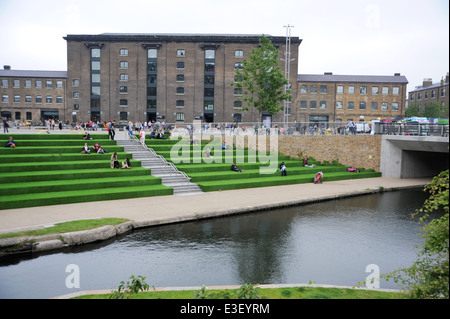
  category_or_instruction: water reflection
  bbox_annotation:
[0,189,430,299]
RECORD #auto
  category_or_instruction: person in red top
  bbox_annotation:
[93,143,105,154]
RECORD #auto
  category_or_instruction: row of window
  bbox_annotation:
[300,84,401,96]
[410,88,446,101]
[7,112,33,121]
[118,48,244,58]
[2,94,63,104]
[299,100,399,111]
[1,79,64,89]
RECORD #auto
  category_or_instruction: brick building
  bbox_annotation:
[408,73,449,114]
[296,73,408,124]
[63,33,302,124]
[0,66,67,123]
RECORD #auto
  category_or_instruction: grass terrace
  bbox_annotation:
[144,136,382,192]
[0,133,173,210]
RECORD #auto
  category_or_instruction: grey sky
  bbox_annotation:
[0,0,448,93]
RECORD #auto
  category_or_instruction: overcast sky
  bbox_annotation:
[0,0,448,93]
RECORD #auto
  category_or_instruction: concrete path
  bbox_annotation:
[0,177,431,235]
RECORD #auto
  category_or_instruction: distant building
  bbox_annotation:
[0,66,67,122]
[1,33,413,125]
[296,73,408,124]
[408,73,449,114]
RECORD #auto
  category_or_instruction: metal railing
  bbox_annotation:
[374,123,449,136]
[163,121,450,137]
[128,134,192,188]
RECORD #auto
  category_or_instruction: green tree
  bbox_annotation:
[406,101,445,118]
[420,101,444,118]
[383,170,449,298]
[231,35,291,122]
[405,103,421,117]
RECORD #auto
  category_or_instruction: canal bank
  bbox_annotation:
[0,177,431,256]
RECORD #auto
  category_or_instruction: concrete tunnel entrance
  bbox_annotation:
[380,135,449,179]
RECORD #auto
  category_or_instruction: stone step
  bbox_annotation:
[116,138,203,195]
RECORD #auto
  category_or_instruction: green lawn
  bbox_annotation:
[76,286,402,299]
[0,218,129,239]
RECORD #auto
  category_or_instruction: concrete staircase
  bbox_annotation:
[116,138,203,196]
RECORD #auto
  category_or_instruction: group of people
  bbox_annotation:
[110,152,131,169]
[81,142,107,154]
[228,155,328,184]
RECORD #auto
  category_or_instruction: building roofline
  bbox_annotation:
[0,69,67,78]
[409,82,449,93]
[63,33,302,44]
[297,73,408,84]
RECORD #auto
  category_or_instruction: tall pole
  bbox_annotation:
[283,24,294,130]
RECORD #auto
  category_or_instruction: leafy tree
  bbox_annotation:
[231,34,291,122]
[383,170,449,298]
[421,101,444,118]
[406,101,445,118]
[405,103,421,117]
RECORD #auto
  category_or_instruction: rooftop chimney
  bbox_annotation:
[324,72,333,75]
[394,73,401,76]
[3,65,11,70]
[422,78,433,87]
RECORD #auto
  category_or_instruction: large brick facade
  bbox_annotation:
[63,33,301,124]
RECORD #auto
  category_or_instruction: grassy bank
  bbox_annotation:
[0,218,129,239]
[75,286,401,299]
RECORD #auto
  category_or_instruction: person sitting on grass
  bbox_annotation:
[121,157,132,169]
[83,132,93,140]
[204,148,213,158]
[110,152,119,169]
[314,171,323,184]
[4,136,16,148]
[280,162,287,176]
[93,143,105,154]
[81,143,90,154]
[302,156,316,168]
[231,162,243,173]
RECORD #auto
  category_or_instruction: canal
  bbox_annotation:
[0,189,431,299]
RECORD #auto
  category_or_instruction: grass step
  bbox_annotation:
[0,145,124,155]
[0,159,142,173]
[173,160,305,173]
[187,166,347,182]
[7,139,119,147]
[0,175,163,196]
[197,171,382,192]
[0,167,152,183]
[0,152,133,163]
[0,133,111,140]
[0,184,174,210]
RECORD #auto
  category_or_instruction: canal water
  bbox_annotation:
[0,189,431,299]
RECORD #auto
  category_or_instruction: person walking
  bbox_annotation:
[2,117,9,133]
